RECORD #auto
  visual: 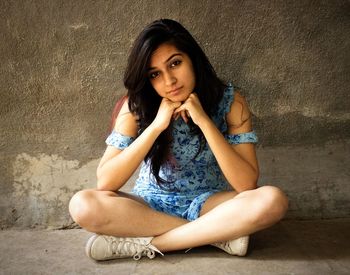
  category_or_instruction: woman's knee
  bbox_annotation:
[69,189,104,228]
[253,185,289,225]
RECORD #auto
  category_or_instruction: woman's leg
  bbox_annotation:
[69,189,188,237]
[70,185,288,253]
[151,185,288,252]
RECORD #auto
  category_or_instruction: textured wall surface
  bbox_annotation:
[0,0,349,228]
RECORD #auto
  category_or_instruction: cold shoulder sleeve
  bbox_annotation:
[105,130,135,150]
[224,131,258,145]
[221,83,259,145]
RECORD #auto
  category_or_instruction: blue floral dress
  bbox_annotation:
[105,83,258,221]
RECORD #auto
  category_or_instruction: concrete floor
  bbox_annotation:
[0,219,349,275]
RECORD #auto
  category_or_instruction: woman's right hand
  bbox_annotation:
[151,97,181,132]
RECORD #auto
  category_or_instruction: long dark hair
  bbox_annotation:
[121,19,226,186]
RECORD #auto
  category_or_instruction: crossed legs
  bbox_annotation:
[69,185,288,252]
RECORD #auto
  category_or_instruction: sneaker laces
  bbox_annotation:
[133,243,163,260]
[213,241,229,250]
[106,237,163,261]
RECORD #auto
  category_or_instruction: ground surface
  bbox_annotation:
[1,219,349,275]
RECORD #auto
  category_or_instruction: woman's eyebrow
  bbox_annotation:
[148,53,182,71]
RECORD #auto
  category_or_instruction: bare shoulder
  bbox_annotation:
[114,97,138,137]
[226,89,253,134]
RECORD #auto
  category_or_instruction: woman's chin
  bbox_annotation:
[168,92,191,103]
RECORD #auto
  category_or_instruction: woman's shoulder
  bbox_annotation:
[219,82,242,112]
[222,82,249,110]
[224,84,253,131]
[113,96,139,137]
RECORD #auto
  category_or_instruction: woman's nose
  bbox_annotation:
[164,72,176,86]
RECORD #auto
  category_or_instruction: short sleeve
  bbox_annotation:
[225,131,258,145]
[105,130,135,150]
[222,83,235,116]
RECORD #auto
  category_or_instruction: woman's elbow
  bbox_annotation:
[95,175,109,190]
[96,171,124,191]
[235,174,259,193]
[249,168,259,189]
[236,181,257,193]
[96,171,114,191]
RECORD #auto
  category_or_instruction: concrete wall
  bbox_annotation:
[1,0,349,228]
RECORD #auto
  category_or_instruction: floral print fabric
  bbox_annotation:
[105,131,135,150]
[105,83,258,221]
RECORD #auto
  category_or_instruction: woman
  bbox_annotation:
[69,19,288,261]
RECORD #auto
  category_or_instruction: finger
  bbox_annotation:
[186,110,191,118]
[171,102,182,109]
[181,110,188,123]
[162,97,171,104]
[174,101,182,107]
[174,106,185,117]
[172,106,181,120]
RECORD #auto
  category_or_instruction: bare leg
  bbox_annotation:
[69,185,288,253]
[69,189,188,237]
[151,185,288,252]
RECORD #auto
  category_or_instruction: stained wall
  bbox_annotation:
[1,0,349,228]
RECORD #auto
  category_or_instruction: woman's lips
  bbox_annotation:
[167,86,183,95]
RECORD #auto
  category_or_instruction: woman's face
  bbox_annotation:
[148,43,196,102]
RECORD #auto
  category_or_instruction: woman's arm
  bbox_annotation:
[174,92,259,193]
[97,97,181,191]
[199,91,259,192]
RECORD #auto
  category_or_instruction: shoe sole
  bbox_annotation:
[237,236,249,256]
[85,234,99,260]
[211,235,249,256]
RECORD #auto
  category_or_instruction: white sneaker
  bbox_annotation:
[211,236,249,256]
[85,234,164,261]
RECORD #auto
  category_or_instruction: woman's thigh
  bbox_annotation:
[69,188,152,226]
[69,188,189,236]
[200,186,288,224]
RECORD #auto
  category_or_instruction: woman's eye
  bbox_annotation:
[149,71,159,79]
[170,60,182,67]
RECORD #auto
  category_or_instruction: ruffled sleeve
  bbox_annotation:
[222,83,235,116]
[105,130,135,150]
[225,131,258,145]
[220,83,258,145]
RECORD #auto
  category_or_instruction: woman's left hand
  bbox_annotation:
[173,93,210,126]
